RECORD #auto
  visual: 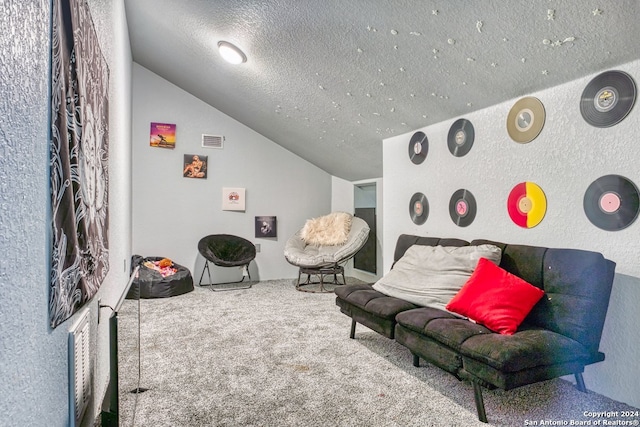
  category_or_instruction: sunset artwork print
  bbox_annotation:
[150,122,176,149]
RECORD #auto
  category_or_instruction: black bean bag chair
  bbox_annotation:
[126,255,194,299]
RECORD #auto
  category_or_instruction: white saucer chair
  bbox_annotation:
[284,212,370,293]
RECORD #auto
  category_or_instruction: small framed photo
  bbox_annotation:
[183,154,208,179]
[255,216,277,238]
[150,122,176,149]
[222,187,246,211]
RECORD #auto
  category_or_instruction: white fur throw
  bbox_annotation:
[300,212,353,246]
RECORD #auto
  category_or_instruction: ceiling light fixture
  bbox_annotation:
[218,41,247,64]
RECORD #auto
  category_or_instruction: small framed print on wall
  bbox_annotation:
[150,122,176,149]
[183,154,207,178]
[255,216,277,238]
[222,187,246,211]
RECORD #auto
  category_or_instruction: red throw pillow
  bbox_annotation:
[445,257,545,335]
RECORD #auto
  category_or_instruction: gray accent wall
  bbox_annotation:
[131,64,332,282]
[382,59,640,409]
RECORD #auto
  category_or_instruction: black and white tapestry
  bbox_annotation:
[49,0,110,328]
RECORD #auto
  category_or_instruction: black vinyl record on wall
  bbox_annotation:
[583,175,639,231]
[580,70,636,128]
[447,119,475,157]
[408,131,428,164]
[409,192,429,225]
[449,189,477,227]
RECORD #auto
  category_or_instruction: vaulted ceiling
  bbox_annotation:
[124,0,640,181]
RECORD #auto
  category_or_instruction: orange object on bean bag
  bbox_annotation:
[158,258,173,268]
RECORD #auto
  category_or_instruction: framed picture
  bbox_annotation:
[183,154,207,178]
[222,187,246,211]
[255,216,277,238]
[150,122,176,149]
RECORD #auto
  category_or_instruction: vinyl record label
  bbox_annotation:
[507,182,547,228]
[583,175,640,231]
[408,131,428,164]
[507,97,546,143]
[449,189,477,227]
[410,192,429,225]
[447,119,475,157]
[580,70,636,128]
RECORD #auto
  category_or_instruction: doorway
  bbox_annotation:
[353,183,376,274]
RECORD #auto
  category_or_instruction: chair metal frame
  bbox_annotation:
[198,261,252,291]
[296,263,346,293]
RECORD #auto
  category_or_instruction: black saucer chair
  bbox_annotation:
[197,234,256,291]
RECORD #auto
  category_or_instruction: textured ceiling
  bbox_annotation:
[124,0,640,181]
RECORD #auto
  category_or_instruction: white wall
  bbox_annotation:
[382,60,640,408]
[0,1,132,426]
[132,64,332,281]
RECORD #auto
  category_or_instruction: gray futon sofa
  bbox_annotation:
[335,234,616,423]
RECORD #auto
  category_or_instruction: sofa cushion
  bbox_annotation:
[300,212,352,246]
[469,240,616,354]
[446,257,545,335]
[394,235,469,264]
[396,307,491,351]
[531,249,616,354]
[459,327,592,372]
[471,240,547,288]
[334,284,418,320]
[372,244,502,311]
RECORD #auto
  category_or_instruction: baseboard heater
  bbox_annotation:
[100,266,140,427]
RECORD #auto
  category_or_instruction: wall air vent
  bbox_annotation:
[69,308,91,427]
[202,134,224,149]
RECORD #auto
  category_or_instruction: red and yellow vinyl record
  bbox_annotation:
[507,182,547,228]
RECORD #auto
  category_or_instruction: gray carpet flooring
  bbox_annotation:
[117,279,639,427]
